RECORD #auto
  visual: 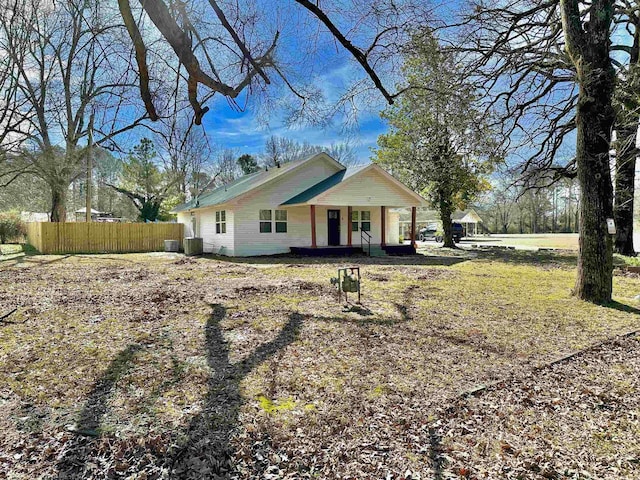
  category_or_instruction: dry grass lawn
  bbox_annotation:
[464,233,580,250]
[1,248,639,479]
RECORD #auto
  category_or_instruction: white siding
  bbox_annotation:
[350,206,382,246]
[315,167,421,207]
[177,212,191,235]
[198,207,234,255]
[387,212,400,245]
[232,156,342,256]
[177,208,234,255]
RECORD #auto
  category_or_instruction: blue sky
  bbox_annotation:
[196,4,399,164]
[201,96,388,162]
[193,1,636,176]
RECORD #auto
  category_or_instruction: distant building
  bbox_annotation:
[74,208,120,222]
[21,212,50,222]
[452,209,484,236]
[397,207,484,238]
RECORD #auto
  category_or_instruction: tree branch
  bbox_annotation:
[118,0,158,121]
[294,0,394,104]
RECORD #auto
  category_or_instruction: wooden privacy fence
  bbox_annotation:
[26,222,184,254]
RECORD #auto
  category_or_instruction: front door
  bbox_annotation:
[327,209,341,246]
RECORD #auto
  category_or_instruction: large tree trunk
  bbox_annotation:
[562,0,616,303]
[613,125,637,256]
[613,12,640,257]
[565,185,572,231]
[574,84,615,300]
[438,192,456,248]
[575,102,614,302]
[50,183,68,222]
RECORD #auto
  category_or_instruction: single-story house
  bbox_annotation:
[172,152,426,256]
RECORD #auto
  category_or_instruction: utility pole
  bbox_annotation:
[86,113,94,223]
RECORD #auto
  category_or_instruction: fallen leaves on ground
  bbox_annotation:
[1,251,639,479]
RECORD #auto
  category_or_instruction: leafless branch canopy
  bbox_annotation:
[444,0,640,187]
[444,0,576,184]
[118,0,427,124]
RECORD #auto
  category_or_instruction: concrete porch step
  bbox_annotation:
[367,246,388,257]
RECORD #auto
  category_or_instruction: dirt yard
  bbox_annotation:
[1,249,639,479]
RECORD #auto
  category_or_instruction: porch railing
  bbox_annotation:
[360,228,371,256]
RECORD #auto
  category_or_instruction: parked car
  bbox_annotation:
[417,222,465,242]
[418,223,440,242]
[450,222,465,242]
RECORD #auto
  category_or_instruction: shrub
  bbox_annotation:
[0,211,26,244]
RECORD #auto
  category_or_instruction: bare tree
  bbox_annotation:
[154,112,215,203]
[213,149,241,186]
[117,0,429,124]
[611,3,640,256]
[262,136,321,167]
[0,0,149,221]
[0,10,24,166]
[261,135,361,167]
[485,183,517,234]
[449,0,618,302]
[325,141,359,166]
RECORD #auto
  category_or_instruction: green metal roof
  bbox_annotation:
[172,171,260,213]
[172,156,317,213]
[280,165,367,205]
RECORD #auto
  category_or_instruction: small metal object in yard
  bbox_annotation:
[183,237,203,256]
[164,239,180,252]
[330,267,361,304]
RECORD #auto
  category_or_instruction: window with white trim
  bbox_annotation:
[259,209,272,233]
[361,211,371,231]
[352,210,370,232]
[275,209,287,233]
[215,210,226,234]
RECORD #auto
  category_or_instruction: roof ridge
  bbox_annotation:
[172,152,339,213]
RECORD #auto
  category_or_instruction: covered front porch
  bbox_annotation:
[279,163,425,256]
[288,204,419,256]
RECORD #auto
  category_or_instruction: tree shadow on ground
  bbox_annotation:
[306,284,418,326]
[56,344,142,478]
[472,248,578,267]
[169,304,303,478]
[0,253,71,268]
[603,300,640,315]
[428,426,445,480]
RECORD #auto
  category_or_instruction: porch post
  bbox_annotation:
[347,206,353,246]
[411,206,417,249]
[310,205,317,248]
[380,206,386,247]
